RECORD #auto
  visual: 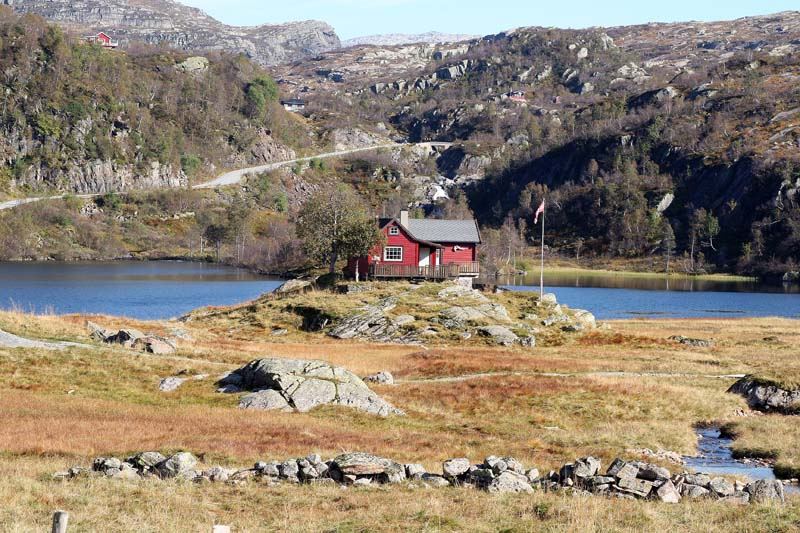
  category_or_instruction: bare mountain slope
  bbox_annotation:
[1,0,340,65]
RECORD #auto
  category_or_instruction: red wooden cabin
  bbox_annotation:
[84,32,119,49]
[347,211,481,280]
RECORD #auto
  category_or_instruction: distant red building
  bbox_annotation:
[84,32,119,49]
[348,210,481,280]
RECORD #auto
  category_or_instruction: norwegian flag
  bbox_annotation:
[533,199,545,225]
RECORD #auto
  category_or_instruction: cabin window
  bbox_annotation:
[389,226,400,236]
[384,246,403,262]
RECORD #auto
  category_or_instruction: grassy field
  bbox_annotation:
[0,306,798,531]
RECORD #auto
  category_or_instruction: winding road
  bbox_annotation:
[0,142,453,211]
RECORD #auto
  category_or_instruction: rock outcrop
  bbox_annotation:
[728,377,800,414]
[88,322,176,355]
[4,0,340,66]
[219,358,403,417]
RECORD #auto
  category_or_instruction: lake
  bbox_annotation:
[504,272,800,320]
[1,262,799,321]
[0,261,283,320]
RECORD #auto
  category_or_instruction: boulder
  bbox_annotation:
[573,457,601,479]
[655,479,681,503]
[572,310,597,329]
[158,377,185,392]
[222,358,403,416]
[637,464,671,482]
[487,471,533,493]
[728,378,800,414]
[616,476,655,497]
[540,293,558,306]
[405,463,426,479]
[156,452,198,479]
[126,451,166,472]
[607,459,638,480]
[421,474,451,487]
[135,336,176,355]
[683,473,711,488]
[331,452,405,483]
[745,479,785,503]
[681,484,710,498]
[709,477,735,497]
[274,279,313,295]
[106,328,145,346]
[176,56,210,74]
[443,458,471,478]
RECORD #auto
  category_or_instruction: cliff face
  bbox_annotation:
[1,0,340,65]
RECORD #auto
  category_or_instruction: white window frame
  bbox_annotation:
[388,226,400,236]
[384,246,403,262]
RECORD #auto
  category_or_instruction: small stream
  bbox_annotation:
[685,427,798,495]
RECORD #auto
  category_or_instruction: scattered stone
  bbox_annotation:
[669,336,714,348]
[158,377,185,392]
[364,371,394,385]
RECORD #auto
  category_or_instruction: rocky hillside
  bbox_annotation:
[0,9,309,195]
[274,12,800,278]
[2,0,340,66]
[342,32,478,47]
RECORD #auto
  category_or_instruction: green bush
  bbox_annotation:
[180,154,202,177]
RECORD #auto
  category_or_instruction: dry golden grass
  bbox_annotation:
[2,456,797,533]
[1,309,799,531]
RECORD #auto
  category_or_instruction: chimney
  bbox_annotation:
[400,210,409,228]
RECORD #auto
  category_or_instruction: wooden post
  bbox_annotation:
[212,526,231,533]
[52,511,69,533]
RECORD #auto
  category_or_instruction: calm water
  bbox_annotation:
[1,262,799,321]
[504,272,800,320]
[0,261,282,320]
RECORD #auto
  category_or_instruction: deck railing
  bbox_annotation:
[369,262,480,279]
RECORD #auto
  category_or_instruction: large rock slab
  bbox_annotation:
[220,358,403,416]
[477,325,519,346]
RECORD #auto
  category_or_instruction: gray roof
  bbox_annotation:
[405,218,481,244]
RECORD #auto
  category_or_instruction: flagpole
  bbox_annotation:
[540,206,545,298]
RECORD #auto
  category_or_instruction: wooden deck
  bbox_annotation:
[370,262,480,280]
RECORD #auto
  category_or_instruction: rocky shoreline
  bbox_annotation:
[56,451,788,505]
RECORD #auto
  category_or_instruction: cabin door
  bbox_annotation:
[419,247,431,267]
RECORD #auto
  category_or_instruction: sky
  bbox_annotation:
[179,0,798,40]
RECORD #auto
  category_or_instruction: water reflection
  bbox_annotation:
[500,272,800,320]
[496,272,800,294]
